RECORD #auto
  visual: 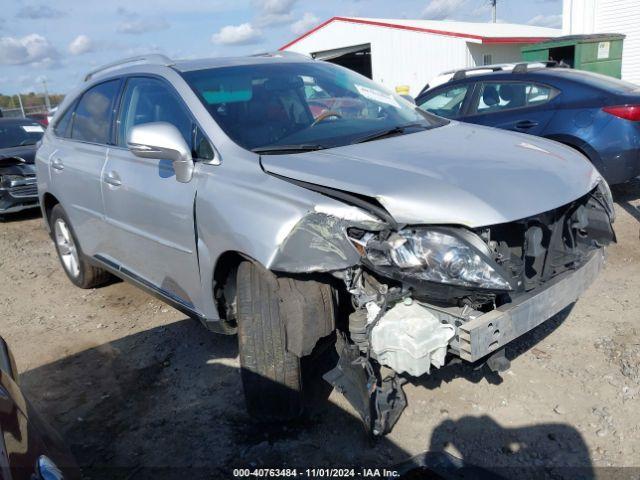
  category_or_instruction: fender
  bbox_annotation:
[543,134,606,175]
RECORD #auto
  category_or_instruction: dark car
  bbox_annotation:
[415,63,640,185]
[0,118,44,216]
[26,113,49,128]
[0,337,80,479]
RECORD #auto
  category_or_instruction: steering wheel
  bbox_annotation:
[311,110,342,127]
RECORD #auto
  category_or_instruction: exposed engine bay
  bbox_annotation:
[321,183,615,436]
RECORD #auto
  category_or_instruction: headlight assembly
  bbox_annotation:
[0,175,24,187]
[353,227,513,291]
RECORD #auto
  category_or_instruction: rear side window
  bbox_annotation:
[418,85,469,119]
[71,80,120,144]
[53,107,73,137]
[471,82,555,114]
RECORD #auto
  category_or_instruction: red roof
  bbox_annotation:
[280,16,554,50]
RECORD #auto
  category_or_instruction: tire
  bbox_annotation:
[50,204,112,289]
[236,261,305,421]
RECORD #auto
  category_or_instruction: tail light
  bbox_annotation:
[602,105,640,121]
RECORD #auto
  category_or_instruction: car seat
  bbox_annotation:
[482,85,500,110]
[498,84,526,109]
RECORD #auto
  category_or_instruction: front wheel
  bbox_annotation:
[50,204,112,289]
[236,261,304,420]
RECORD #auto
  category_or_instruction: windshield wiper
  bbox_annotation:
[251,144,327,155]
[353,123,430,145]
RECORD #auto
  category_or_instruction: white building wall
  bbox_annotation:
[284,22,476,96]
[564,0,640,84]
[466,44,526,67]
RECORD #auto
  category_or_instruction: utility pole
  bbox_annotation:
[42,79,51,111]
[16,94,25,118]
[490,0,497,23]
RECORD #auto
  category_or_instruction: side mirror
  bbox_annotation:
[127,122,194,183]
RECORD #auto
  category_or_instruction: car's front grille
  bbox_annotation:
[476,188,614,293]
[9,184,38,198]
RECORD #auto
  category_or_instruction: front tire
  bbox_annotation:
[50,204,112,289]
[236,261,304,420]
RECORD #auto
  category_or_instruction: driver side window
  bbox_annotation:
[419,85,470,119]
[118,77,213,160]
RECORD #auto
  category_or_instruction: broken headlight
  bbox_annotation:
[354,227,513,291]
[0,175,24,187]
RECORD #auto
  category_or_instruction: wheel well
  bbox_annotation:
[560,141,590,159]
[212,251,247,332]
[212,251,345,339]
[544,134,602,167]
[42,193,59,226]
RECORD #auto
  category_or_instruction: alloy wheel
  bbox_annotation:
[54,218,80,278]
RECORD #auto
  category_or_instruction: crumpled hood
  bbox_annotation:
[261,122,601,228]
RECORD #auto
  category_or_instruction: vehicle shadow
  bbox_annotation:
[19,318,592,479]
[612,177,640,223]
[0,207,41,222]
[425,415,594,480]
[19,319,397,479]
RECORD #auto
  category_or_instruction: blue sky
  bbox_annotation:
[0,0,562,95]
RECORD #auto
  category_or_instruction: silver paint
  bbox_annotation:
[54,218,80,278]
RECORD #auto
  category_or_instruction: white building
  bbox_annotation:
[563,0,640,84]
[280,17,561,95]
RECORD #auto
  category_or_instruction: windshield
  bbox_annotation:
[0,122,45,149]
[182,61,447,152]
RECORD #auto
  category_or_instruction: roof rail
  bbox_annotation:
[450,64,514,81]
[511,61,560,74]
[84,54,174,82]
[250,51,311,59]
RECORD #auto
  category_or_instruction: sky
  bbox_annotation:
[0,0,563,96]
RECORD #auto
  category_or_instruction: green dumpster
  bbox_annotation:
[521,34,625,79]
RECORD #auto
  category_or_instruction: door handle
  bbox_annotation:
[51,157,64,171]
[515,120,539,130]
[103,171,122,187]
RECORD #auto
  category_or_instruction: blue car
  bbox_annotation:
[415,64,640,185]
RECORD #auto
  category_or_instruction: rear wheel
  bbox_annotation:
[50,204,112,289]
[236,261,305,420]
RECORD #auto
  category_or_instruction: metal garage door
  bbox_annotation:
[596,0,640,84]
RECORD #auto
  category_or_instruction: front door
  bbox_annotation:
[101,76,203,311]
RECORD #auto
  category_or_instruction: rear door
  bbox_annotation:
[48,80,121,256]
[462,81,558,135]
[100,76,211,312]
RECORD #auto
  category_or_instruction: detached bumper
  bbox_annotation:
[458,250,604,362]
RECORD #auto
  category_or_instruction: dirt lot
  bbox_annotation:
[1,181,639,479]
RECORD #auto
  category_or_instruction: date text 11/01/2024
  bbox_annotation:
[232,468,400,478]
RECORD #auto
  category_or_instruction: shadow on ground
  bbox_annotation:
[0,207,41,223]
[20,317,593,479]
[612,177,640,223]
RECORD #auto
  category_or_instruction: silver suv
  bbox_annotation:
[36,53,615,435]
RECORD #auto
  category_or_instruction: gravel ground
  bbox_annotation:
[1,180,639,479]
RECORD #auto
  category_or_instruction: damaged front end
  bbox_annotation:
[0,157,39,214]
[272,179,615,437]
